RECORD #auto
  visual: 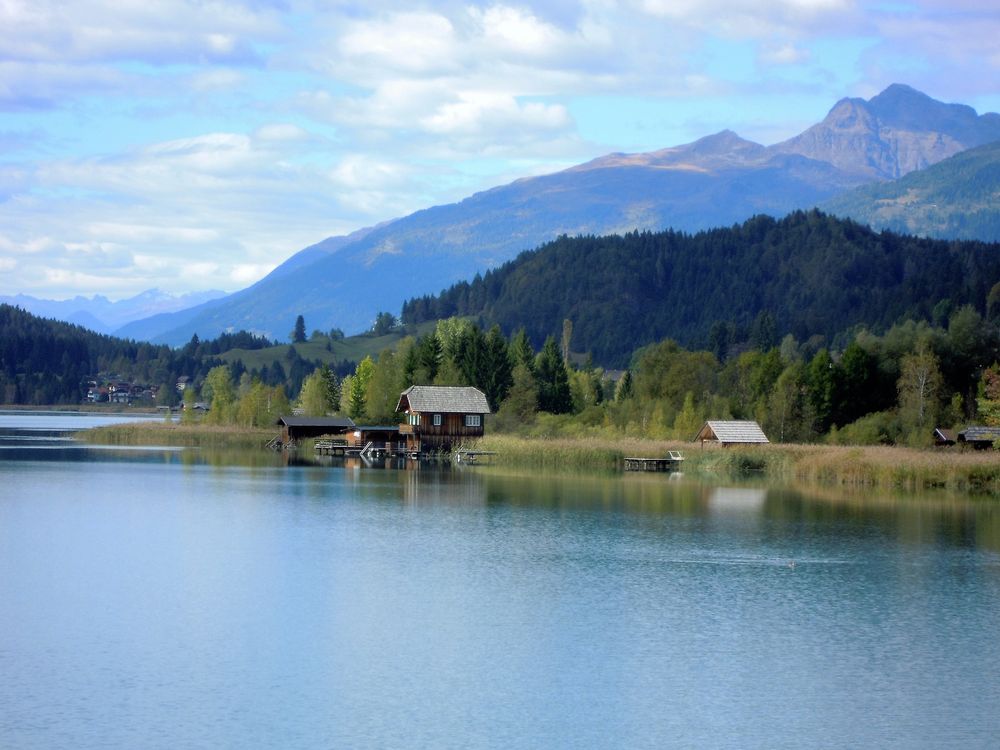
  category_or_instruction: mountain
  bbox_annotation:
[123,84,1000,346]
[0,288,227,335]
[774,83,1000,179]
[820,140,1000,241]
[402,210,1000,366]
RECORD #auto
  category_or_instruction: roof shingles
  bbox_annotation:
[696,420,769,444]
[396,385,491,414]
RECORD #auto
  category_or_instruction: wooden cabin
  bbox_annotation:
[396,385,491,453]
[276,415,355,445]
[694,420,769,447]
[957,426,1000,450]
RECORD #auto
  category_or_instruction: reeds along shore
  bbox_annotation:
[471,435,1000,494]
[77,421,1000,494]
[76,420,273,450]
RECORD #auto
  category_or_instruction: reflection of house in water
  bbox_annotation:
[707,487,767,514]
[402,467,488,507]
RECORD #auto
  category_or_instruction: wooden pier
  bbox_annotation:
[624,451,685,472]
[314,439,349,456]
[454,450,497,465]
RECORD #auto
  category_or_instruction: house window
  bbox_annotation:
[433,414,442,426]
[465,414,481,427]
[408,413,420,426]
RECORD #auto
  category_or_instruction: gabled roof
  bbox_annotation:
[276,415,356,429]
[694,420,769,444]
[396,385,491,414]
[933,427,957,444]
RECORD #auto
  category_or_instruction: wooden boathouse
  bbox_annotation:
[276,415,355,447]
[396,385,491,454]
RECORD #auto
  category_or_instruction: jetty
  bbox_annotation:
[624,451,685,472]
[454,449,497,465]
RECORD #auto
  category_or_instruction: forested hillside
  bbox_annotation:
[822,140,1000,241]
[402,210,1000,366]
[0,304,286,405]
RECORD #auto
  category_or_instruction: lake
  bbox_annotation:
[1,411,999,749]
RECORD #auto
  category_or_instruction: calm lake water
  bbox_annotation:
[1,412,999,749]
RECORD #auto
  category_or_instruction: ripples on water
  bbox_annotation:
[1,412,998,749]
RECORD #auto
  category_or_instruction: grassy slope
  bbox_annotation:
[821,140,1000,241]
[217,321,438,370]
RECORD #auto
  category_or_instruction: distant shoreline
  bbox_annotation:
[1,404,161,414]
[71,420,1000,495]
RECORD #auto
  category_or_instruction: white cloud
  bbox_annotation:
[336,11,460,76]
[0,126,366,299]
[759,42,810,66]
[1,0,998,302]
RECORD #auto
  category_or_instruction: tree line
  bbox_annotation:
[274,306,1000,447]
[401,210,1000,366]
[0,304,343,410]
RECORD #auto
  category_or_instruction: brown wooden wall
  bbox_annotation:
[405,412,484,451]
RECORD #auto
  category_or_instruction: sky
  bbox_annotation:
[1,0,998,302]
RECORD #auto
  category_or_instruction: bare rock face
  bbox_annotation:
[772,84,1000,180]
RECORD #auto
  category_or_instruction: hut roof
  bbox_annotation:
[695,420,769,445]
[933,427,957,444]
[959,426,1000,443]
[396,385,491,415]
[276,415,355,429]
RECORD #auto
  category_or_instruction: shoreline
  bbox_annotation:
[74,421,1000,495]
[2,404,162,414]
[472,434,1000,494]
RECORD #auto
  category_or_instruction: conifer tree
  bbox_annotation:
[536,336,572,414]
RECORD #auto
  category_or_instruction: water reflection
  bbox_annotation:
[3,413,1000,749]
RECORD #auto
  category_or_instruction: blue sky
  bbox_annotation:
[1,0,998,300]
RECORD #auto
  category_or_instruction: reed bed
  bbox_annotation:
[471,434,684,471]
[475,434,1000,493]
[77,421,273,450]
[77,420,1000,494]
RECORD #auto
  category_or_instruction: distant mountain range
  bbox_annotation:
[70,84,1000,345]
[0,288,227,335]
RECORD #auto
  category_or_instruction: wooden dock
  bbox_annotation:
[314,439,349,456]
[454,450,497,464]
[624,451,684,472]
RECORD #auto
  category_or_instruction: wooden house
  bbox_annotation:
[396,385,491,453]
[694,420,769,447]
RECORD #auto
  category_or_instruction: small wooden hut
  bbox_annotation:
[957,426,1000,450]
[694,420,769,447]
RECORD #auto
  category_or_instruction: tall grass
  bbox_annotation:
[475,433,1000,493]
[77,421,274,449]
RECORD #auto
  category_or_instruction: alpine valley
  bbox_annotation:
[73,84,1000,345]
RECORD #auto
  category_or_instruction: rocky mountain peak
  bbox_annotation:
[771,84,1000,180]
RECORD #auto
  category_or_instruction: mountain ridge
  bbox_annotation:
[99,84,1000,345]
[0,288,228,335]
